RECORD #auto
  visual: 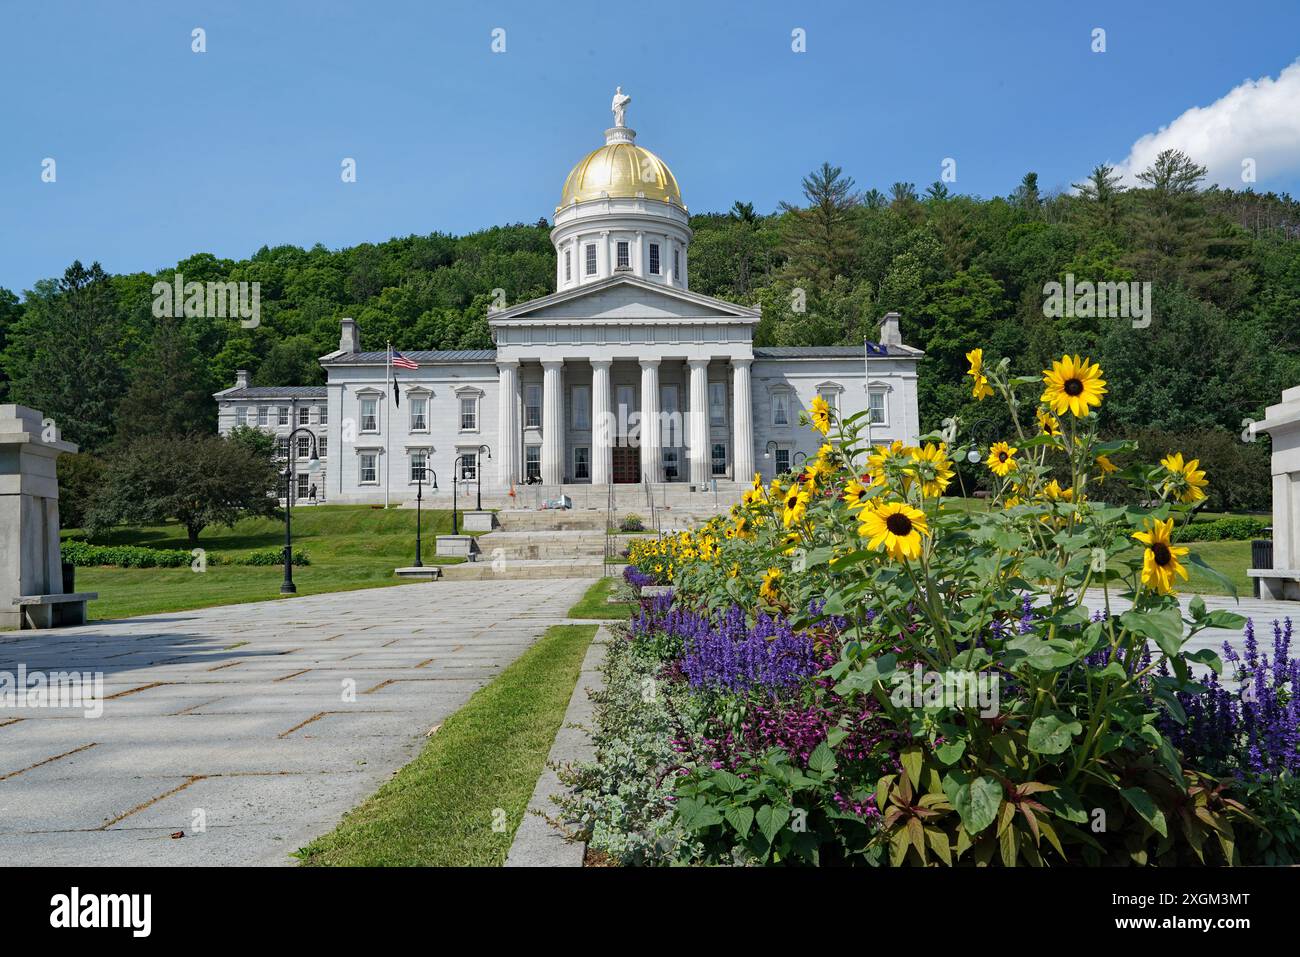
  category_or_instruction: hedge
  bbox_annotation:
[60,540,309,568]
[1172,517,1270,543]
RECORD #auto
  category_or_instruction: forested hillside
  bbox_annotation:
[2,148,1297,507]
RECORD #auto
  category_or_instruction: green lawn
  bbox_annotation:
[66,505,475,620]
[296,622,599,867]
[567,576,636,620]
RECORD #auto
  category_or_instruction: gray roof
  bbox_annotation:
[754,345,917,359]
[218,386,327,399]
[322,349,497,366]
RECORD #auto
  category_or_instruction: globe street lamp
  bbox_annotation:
[474,444,492,511]
[413,466,438,568]
[281,427,321,595]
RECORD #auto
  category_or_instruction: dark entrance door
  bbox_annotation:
[612,445,640,483]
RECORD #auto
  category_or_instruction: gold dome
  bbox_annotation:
[559,141,683,210]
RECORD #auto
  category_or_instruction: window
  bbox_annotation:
[459,451,478,481]
[868,391,887,425]
[673,248,680,278]
[616,241,630,269]
[460,396,478,431]
[318,405,328,425]
[360,397,378,432]
[649,242,660,275]
[410,449,428,483]
[572,385,590,430]
[525,385,542,429]
[564,249,572,281]
[257,406,269,427]
[616,385,635,436]
[410,396,428,431]
[584,244,597,276]
[298,406,310,426]
[318,436,328,458]
[525,445,541,481]
[276,437,289,459]
[278,407,289,426]
[661,384,679,448]
[297,435,311,458]
[360,452,377,484]
[296,473,310,500]
[775,448,790,474]
[574,447,590,480]
[772,392,791,427]
[711,442,727,476]
[709,382,726,425]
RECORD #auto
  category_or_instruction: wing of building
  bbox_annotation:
[215,96,922,505]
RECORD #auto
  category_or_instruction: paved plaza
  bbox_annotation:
[0,578,593,866]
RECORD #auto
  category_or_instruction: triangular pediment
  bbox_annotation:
[489,275,759,324]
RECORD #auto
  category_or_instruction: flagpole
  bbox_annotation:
[385,341,391,509]
[863,335,872,453]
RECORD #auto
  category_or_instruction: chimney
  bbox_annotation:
[879,311,902,347]
[234,369,249,389]
[339,317,359,354]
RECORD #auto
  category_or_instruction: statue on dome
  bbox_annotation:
[611,86,631,128]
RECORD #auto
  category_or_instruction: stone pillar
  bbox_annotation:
[0,406,77,630]
[541,360,564,485]
[732,359,755,483]
[1253,386,1300,587]
[591,359,612,486]
[639,358,661,483]
[497,360,519,486]
[688,358,710,484]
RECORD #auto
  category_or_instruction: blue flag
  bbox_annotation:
[865,341,888,357]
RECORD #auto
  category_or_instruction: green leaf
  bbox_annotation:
[944,773,1002,834]
[1027,714,1083,755]
[807,742,837,774]
[1186,648,1224,675]
[935,737,967,765]
[1120,787,1168,838]
[1204,610,1248,631]
[1121,608,1185,658]
[1186,552,1238,599]
[723,805,754,838]
[675,797,723,831]
[712,769,745,794]
[755,804,790,845]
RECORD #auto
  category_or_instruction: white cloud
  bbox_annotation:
[1113,58,1300,189]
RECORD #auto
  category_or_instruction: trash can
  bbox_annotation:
[1250,540,1273,598]
[62,561,75,595]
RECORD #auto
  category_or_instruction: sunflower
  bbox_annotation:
[971,373,994,401]
[966,348,984,380]
[858,500,930,561]
[1041,354,1107,418]
[810,395,832,435]
[1041,479,1074,502]
[782,484,812,527]
[1037,408,1061,437]
[908,442,955,498]
[1132,518,1189,595]
[867,440,912,487]
[759,566,782,602]
[1095,453,1118,483]
[843,478,871,510]
[1160,452,1208,504]
[987,441,1018,477]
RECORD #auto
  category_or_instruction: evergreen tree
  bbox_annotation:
[779,163,861,286]
[115,315,216,444]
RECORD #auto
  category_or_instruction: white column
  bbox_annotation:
[640,358,661,483]
[591,359,612,486]
[497,360,519,486]
[688,358,710,484]
[541,360,564,485]
[732,358,754,482]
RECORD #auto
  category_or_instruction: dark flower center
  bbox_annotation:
[997,451,1009,462]
[1152,543,1172,566]
[885,512,914,536]
[1064,378,1084,396]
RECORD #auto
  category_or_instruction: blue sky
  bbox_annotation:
[2,0,1298,293]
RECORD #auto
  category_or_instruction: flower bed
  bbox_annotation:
[558,351,1300,866]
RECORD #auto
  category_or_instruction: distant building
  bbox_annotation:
[214,92,922,504]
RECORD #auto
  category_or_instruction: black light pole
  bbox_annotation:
[281,427,321,594]
[793,451,808,468]
[414,467,438,567]
[475,444,492,511]
[763,440,779,478]
[451,453,465,535]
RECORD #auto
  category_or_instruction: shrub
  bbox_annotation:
[1172,516,1269,543]
[619,513,645,532]
[61,540,193,568]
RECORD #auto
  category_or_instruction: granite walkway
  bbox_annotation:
[0,578,594,866]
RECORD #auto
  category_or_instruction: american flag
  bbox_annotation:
[390,349,419,370]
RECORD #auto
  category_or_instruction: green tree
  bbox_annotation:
[779,163,861,286]
[115,315,216,444]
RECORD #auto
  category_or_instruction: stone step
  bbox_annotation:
[438,559,612,581]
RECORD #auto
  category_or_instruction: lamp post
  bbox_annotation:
[763,440,779,480]
[413,466,438,567]
[474,444,492,511]
[281,427,321,594]
[793,451,808,469]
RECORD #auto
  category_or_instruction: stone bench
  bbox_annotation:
[11,592,98,629]
[1247,568,1300,601]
